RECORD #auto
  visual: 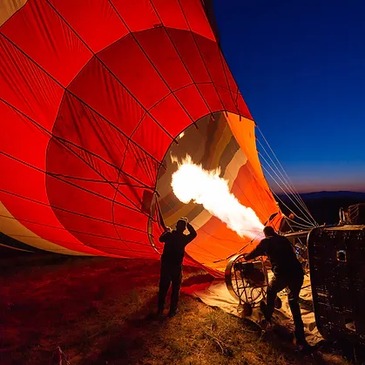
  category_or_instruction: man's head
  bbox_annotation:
[263,226,276,237]
[176,218,187,232]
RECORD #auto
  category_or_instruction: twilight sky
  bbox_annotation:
[214,0,365,193]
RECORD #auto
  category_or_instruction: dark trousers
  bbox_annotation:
[157,262,182,314]
[266,272,305,342]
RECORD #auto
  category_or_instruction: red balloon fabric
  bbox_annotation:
[0,0,281,274]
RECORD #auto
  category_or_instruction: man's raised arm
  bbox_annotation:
[185,222,197,243]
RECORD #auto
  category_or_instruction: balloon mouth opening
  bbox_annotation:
[155,111,264,235]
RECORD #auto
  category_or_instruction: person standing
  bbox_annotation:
[157,217,197,317]
[243,226,310,351]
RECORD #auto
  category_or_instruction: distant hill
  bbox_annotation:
[277,191,365,225]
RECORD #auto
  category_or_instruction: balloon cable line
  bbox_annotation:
[260,160,317,228]
[257,127,317,221]
[257,127,318,226]
[257,137,315,222]
[259,154,316,227]
[262,166,316,229]
[259,153,316,227]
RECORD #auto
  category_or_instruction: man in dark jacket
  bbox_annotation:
[157,217,197,317]
[243,226,310,350]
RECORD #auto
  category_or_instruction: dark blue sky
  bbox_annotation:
[214,0,365,193]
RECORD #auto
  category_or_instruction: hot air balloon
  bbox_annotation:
[0,0,285,276]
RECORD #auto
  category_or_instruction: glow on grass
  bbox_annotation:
[171,155,264,239]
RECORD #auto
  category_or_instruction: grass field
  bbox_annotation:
[0,254,354,364]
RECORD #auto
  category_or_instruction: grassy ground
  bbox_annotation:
[0,254,355,364]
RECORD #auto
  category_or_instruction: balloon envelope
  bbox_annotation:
[0,0,282,274]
